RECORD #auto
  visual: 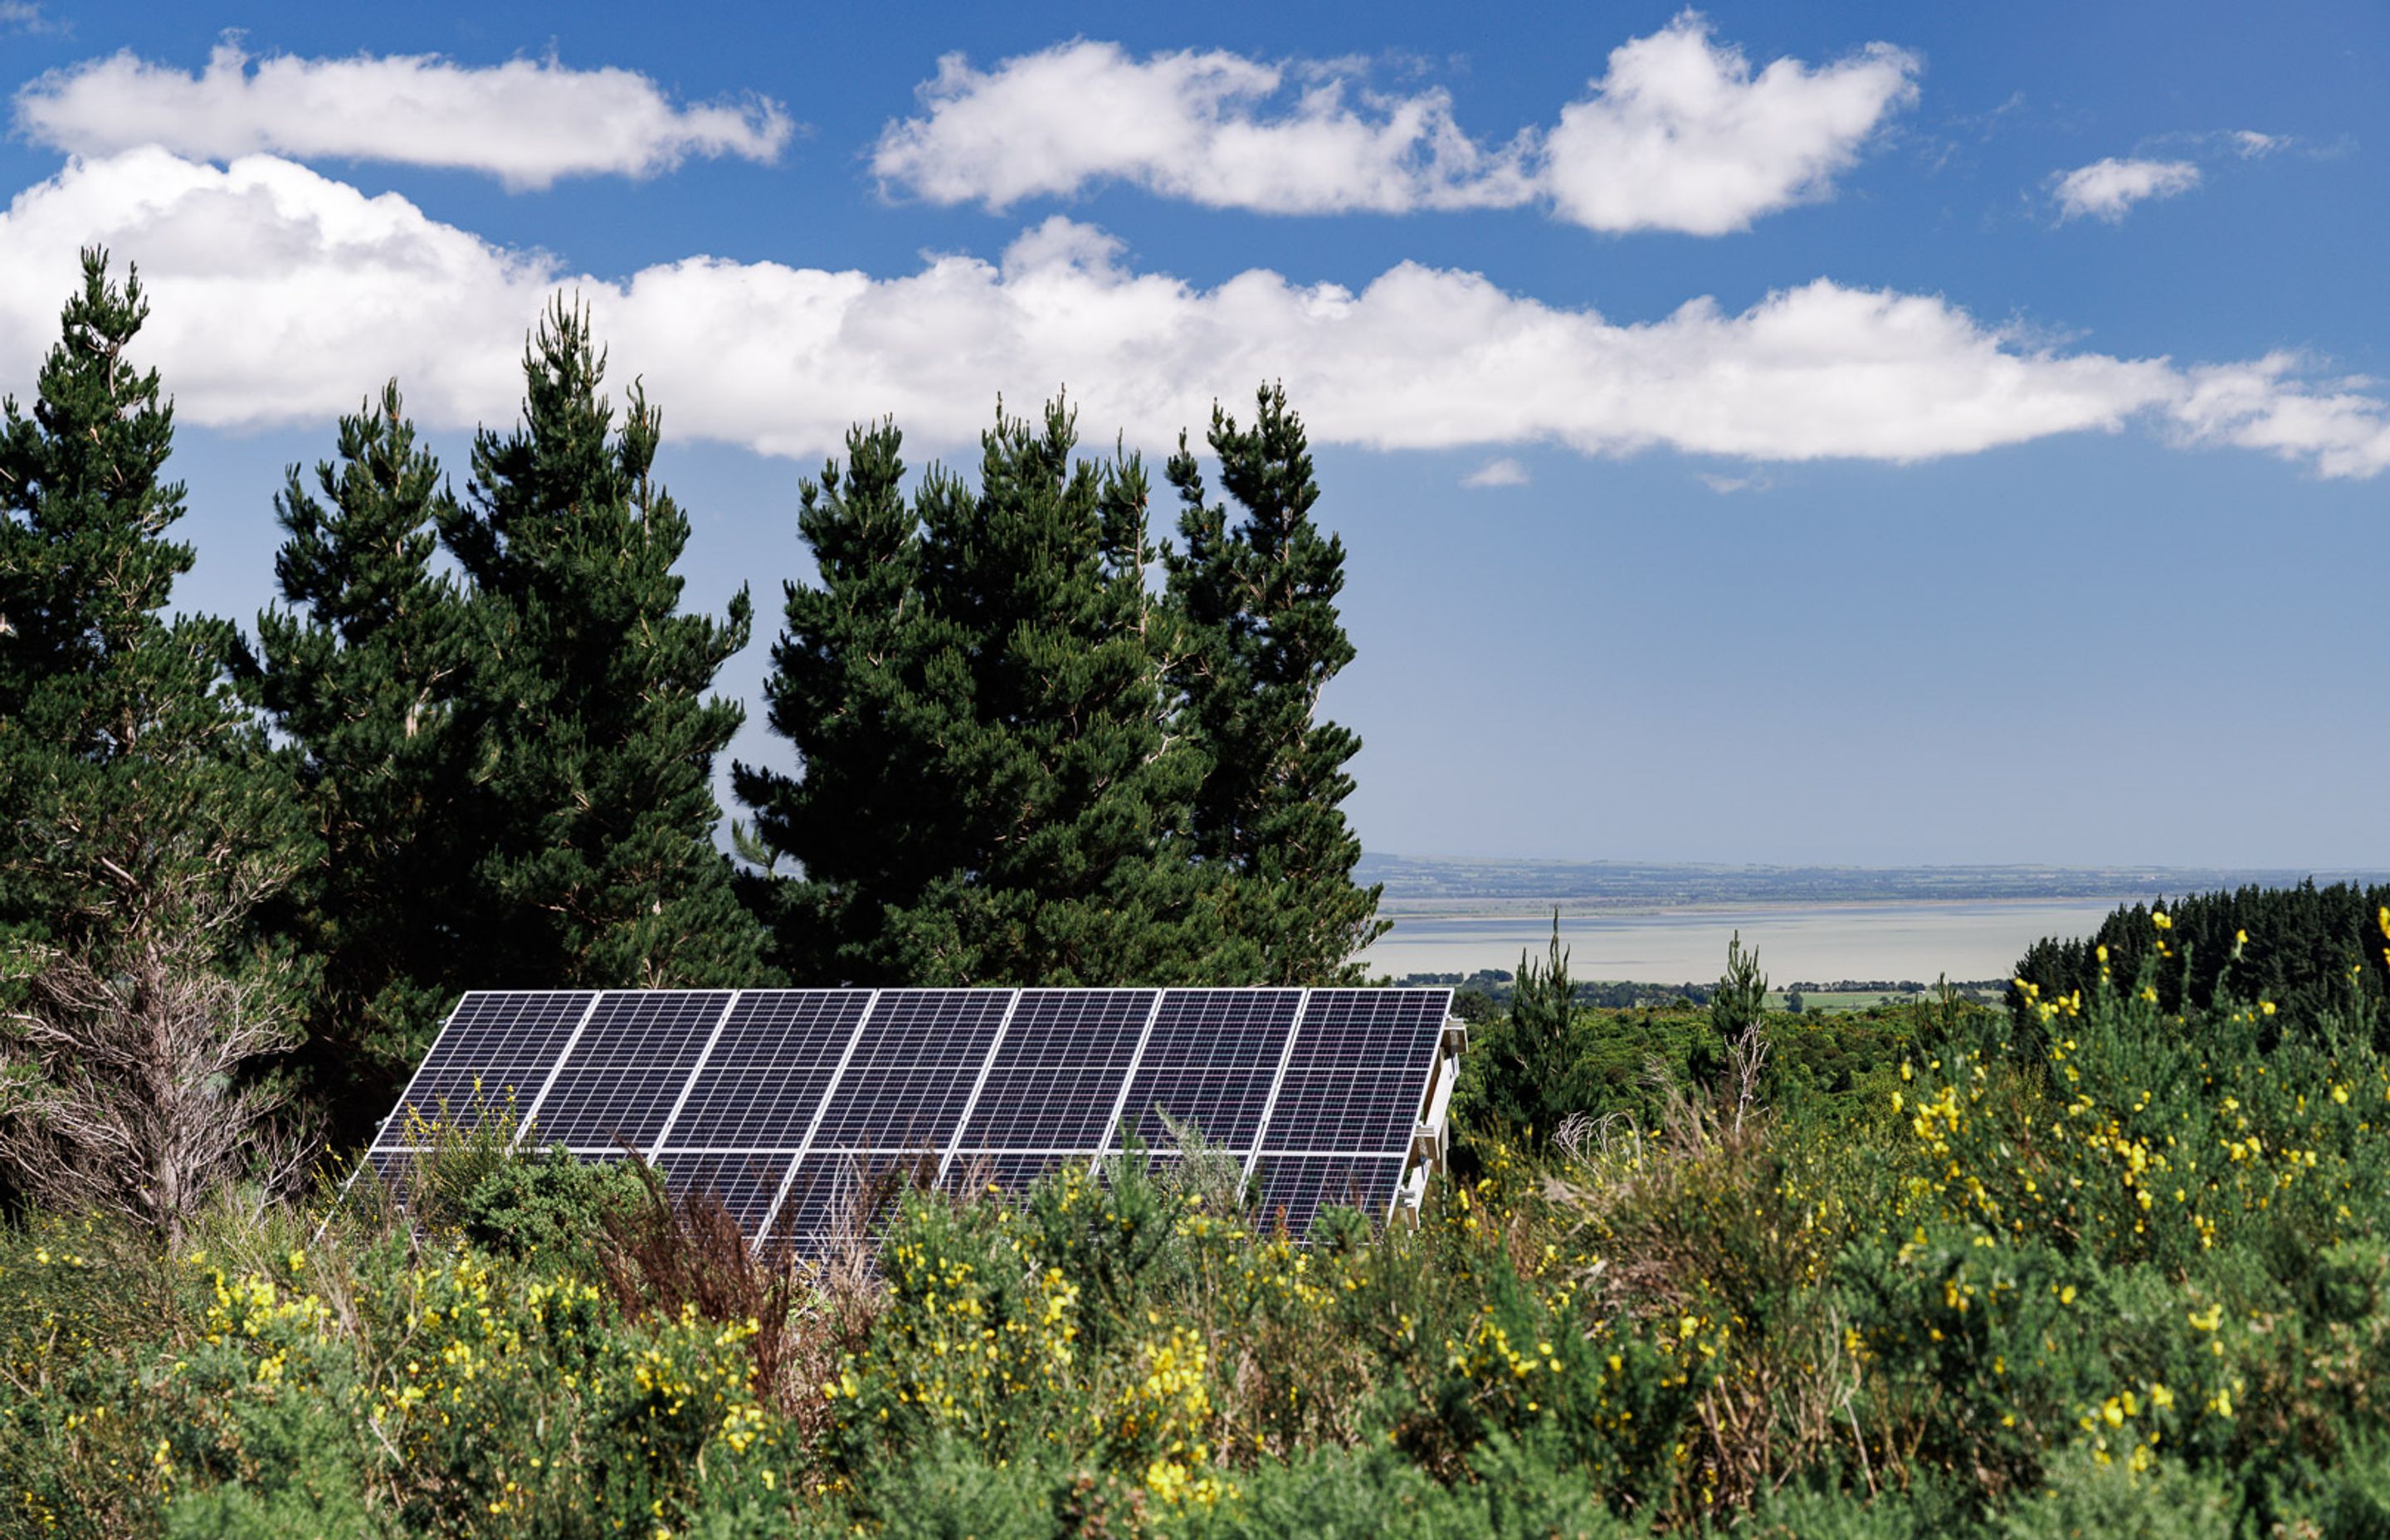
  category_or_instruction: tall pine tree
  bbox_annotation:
[739,400,1226,985]
[0,251,316,1230]
[730,418,926,982]
[255,382,480,1138]
[438,300,764,988]
[1164,384,1386,982]
[0,254,212,791]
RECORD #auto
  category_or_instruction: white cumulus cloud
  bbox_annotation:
[1539,12,1919,235]
[872,41,1533,214]
[0,151,2381,480]
[12,42,793,188]
[2172,355,2390,480]
[2051,157,2201,222]
[871,15,1919,236]
[1461,457,1530,488]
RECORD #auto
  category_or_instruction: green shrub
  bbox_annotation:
[1181,1436,1627,1540]
[2292,1427,2390,1539]
[861,1436,1061,1540]
[825,1183,1082,1473]
[1030,1145,1186,1351]
[1997,1447,2241,1540]
[1744,1485,1947,1540]
[451,1144,651,1269]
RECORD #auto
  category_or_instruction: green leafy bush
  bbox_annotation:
[450,1145,651,1270]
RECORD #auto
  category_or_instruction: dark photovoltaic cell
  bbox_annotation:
[1256,990,1447,1155]
[529,991,732,1151]
[361,1148,414,1207]
[940,1149,1084,1200]
[958,989,1158,1150]
[661,990,871,1150]
[1114,989,1304,1152]
[1096,1147,1188,1195]
[377,991,596,1145]
[808,991,1013,1152]
[658,1151,797,1235]
[1250,1156,1405,1235]
[764,1152,927,1252]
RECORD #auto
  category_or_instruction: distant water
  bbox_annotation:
[1361,898,2133,985]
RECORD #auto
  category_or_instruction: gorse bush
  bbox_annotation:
[451,1146,653,1272]
[1839,910,2390,1515]
[2,1237,789,1538]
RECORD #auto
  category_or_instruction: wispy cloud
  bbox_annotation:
[12,42,793,188]
[0,151,2380,479]
[1,1,61,33]
[1696,471,1772,495]
[2050,157,2201,222]
[1462,457,1530,488]
[2046,129,2300,224]
[872,14,1919,236]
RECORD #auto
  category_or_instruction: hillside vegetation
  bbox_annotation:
[7,905,2390,1537]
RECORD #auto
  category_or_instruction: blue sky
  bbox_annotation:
[2,1,2383,868]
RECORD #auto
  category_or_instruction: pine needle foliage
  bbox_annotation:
[739,400,1224,985]
[1164,384,1387,983]
[1453,912,1580,1150]
[255,383,481,1137]
[438,299,764,990]
[731,417,924,981]
[741,386,1386,987]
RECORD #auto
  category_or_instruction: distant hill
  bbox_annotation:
[1354,855,2390,908]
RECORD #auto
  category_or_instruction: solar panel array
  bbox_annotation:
[367,986,1458,1255]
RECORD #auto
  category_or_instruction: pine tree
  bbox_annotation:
[256,382,480,1138]
[730,418,926,981]
[0,254,206,786]
[0,251,316,1231]
[440,299,764,988]
[739,400,1225,985]
[1163,385,1387,983]
[1451,914,1578,1153]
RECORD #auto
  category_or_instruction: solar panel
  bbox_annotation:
[953,987,1158,1157]
[361,1148,414,1206]
[1254,990,1446,1157]
[763,1150,927,1254]
[1113,988,1305,1153]
[808,990,1015,1152]
[360,986,1457,1255]
[941,1148,1086,1200]
[652,990,870,1150]
[657,1151,797,1235]
[1251,1155,1406,1238]
[526,990,733,1152]
[374,990,598,1146]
